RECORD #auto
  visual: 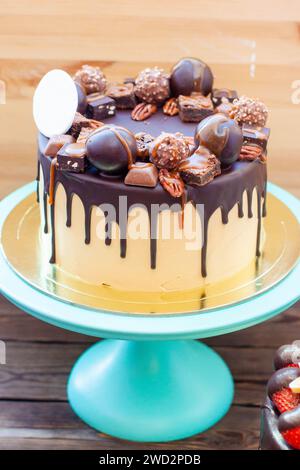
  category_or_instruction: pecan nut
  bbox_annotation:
[239,144,266,163]
[159,168,185,198]
[131,102,157,121]
[163,98,179,116]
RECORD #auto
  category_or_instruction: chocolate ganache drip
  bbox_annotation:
[38,128,266,276]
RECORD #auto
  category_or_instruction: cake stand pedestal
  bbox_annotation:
[0,183,299,442]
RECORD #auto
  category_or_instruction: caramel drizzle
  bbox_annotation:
[49,157,57,205]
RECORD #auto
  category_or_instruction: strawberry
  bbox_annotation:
[272,387,300,414]
[286,363,300,368]
[282,427,300,450]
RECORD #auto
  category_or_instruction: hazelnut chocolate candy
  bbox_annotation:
[125,162,158,188]
[134,67,170,105]
[195,113,243,167]
[211,88,238,108]
[73,64,107,95]
[86,125,137,174]
[107,83,137,109]
[44,134,75,158]
[149,132,190,170]
[86,93,116,120]
[230,95,268,127]
[178,93,214,123]
[170,58,213,97]
[135,132,155,160]
[57,142,87,173]
[179,145,221,186]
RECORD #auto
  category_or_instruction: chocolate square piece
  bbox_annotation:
[107,83,137,109]
[242,124,270,151]
[178,145,221,186]
[57,143,87,173]
[178,93,214,123]
[44,134,75,158]
[86,93,116,120]
[211,88,238,107]
[125,162,158,187]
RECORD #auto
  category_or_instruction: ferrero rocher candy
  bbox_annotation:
[170,58,213,97]
[195,113,243,167]
[134,67,170,105]
[86,125,137,174]
[149,133,190,170]
[230,96,268,127]
[73,64,107,95]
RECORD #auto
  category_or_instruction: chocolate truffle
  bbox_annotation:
[170,58,213,97]
[230,95,268,127]
[75,82,88,115]
[149,133,190,170]
[134,67,170,105]
[195,113,243,167]
[86,125,137,174]
[73,64,107,95]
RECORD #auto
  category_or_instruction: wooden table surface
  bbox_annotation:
[0,0,299,450]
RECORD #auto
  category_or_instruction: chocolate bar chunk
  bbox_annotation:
[242,124,270,151]
[107,83,137,109]
[211,88,238,107]
[178,93,214,123]
[57,143,87,173]
[44,134,75,158]
[86,93,116,120]
[125,162,158,187]
[178,145,221,186]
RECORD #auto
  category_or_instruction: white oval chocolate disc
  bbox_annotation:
[33,69,78,137]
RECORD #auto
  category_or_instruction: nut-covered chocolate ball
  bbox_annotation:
[134,67,170,105]
[73,64,107,95]
[170,58,213,97]
[230,95,268,127]
[195,113,243,167]
[75,81,88,114]
[86,125,137,174]
[149,132,190,170]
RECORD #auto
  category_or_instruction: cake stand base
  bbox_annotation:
[67,339,233,442]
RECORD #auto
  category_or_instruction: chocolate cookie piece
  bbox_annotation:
[125,162,158,188]
[178,93,214,123]
[44,134,75,158]
[170,58,213,97]
[86,93,116,120]
[107,83,137,109]
[179,145,221,186]
[211,88,238,107]
[135,132,154,160]
[57,143,87,173]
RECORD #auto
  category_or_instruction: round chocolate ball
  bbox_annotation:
[170,58,213,97]
[194,113,243,167]
[86,125,137,175]
[75,81,87,114]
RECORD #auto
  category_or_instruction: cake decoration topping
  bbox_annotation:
[163,98,179,116]
[44,134,75,158]
[195,114,243,167]
[230,95,268,127]
[86,124,137,174]
[57,142,87,173]
[68,112,101,139]
[178,145,221,186]
[131,102,157,121]
[107,83,137,109]
[178,93,214,123]
[170,57,213,98]
[149,133,190,170]
[73,64,107,95]
[134,67,170,104]
[215,97,234,117]
[124,162,158,188]
[86,93,116,120]
[290,377,300,394]
[75,81,88,115]
[242,124,270,151]
[211,88,238,107]
[158,169,185,198]
[239,144,266,163]
[135,132,155,160]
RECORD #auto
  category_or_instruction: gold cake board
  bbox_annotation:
[1,190,300,315]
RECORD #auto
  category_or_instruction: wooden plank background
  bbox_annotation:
[0,0,299,450]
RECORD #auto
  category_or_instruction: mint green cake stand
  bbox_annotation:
[0,182,299,442]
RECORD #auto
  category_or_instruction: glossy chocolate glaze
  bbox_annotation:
[274,343,300,370]
[37,108,267,276]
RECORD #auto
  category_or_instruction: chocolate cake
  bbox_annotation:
[260,341,300,450]
[35,58,270,293]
